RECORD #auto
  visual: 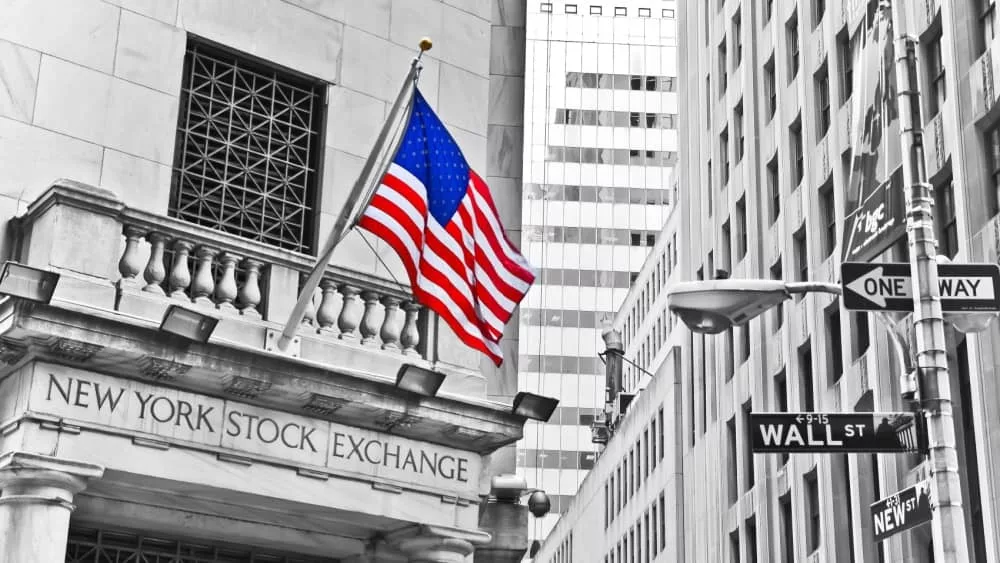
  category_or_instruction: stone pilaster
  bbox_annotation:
[0,452,104,563]
[386,524,492,563]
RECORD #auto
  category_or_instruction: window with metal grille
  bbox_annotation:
[65,526,336,563]
[171,41,325,254]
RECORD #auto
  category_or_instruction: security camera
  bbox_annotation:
[527,490,551,518]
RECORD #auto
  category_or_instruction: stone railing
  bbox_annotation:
[116,211,426,357]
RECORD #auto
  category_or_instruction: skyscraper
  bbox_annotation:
[516,0,679,540]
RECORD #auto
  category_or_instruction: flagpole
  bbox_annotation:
[277,39,433,351]
[888,1,971,560]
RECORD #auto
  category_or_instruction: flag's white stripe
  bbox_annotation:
[387,163,428,199]
[470,181,533,272]
[422,246,505,335]
[416,271,502,357]
[472,262,517,311]
[365,182,425,230]
[361,207,420,264]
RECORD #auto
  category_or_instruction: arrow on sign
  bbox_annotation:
[845,267,996,308]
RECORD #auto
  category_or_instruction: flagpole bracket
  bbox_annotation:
[267,329,302,358]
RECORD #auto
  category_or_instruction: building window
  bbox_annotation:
[590,5,602,15]
[764,0,774,22]
[819,180,836,256]
[727,416,739,504]
[719,39,728,95]
[706,75,712,127]
[730,530,741,563]
[787,13,800,81]
[733,9,743,65]
[826,303,843,381]
[663,8,675,18]
[721,222,732,272]
[794,228,808,285]
[813,0,825,28]
[986,125,1000,217]
[799,342,814,411]
[734,101,745,161]
[171,41,324,254]
[743,401,754,490]
[565,4,577,13]
[838,28,855,104]
[775,370,789,465]
[764,56,777,120]
[770,261,784,332]
[615,6,627,16]
[805,471,821,553]
[926,35,946,116]
[790,118,804,186]
[978,0,997,56]
[815,64,831,136]
[851,311,870,359]
[746,517,758,563]
[735,196,747,261]
[720,128,730,184]
[541,2,553,12]
[935,180,958,258]
[707,160,713,214]
[767,155,780,222]
[639,7,651,17]
[780,494,795,562]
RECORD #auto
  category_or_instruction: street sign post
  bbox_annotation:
[841,262,1000,312]
[870,479,934,542]
[750,412,924,454]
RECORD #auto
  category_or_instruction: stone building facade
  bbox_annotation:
[0,0,534,561]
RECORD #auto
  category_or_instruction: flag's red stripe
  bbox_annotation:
[411,286,502,365]
[381,172,429,216]
[469,172,535,284]
[368,193,424,248]
[357,216,417,284]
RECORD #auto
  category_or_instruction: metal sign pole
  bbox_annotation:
[888,1,971,560]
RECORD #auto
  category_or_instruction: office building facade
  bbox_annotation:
[535,0,1000,562]
[0,1,538,561]
[516,0,679,540]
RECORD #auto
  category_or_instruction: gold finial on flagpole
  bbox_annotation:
[419,37,433,52]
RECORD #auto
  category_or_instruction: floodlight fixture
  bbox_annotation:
[511,391,560,422]
[159,304,218,343]
[394,363,446,397]
[0,262,60,304]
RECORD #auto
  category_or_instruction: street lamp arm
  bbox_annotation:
[784,282,843,296]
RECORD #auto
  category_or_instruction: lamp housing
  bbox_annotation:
[394,364,446,397]
[159,305,218,343]
[0,262,60,304]
[511,391,559,422]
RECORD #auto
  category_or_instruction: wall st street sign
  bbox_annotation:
[870,480,934,542]
[750,412,924,454]
[841,262,1000,312]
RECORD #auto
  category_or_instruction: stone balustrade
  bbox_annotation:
[115,218,426,357]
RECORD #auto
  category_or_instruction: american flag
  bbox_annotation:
[357,88,535,365]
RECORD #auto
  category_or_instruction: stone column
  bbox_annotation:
[386,524,492,563]
[0,452,104,563]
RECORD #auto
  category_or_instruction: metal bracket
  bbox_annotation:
[265,328,300,357]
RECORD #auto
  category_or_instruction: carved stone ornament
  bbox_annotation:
[45,338,103,362]
[137,356,192,381]
[303,393,349,417]
[374,411,422,430]
[0,340,28,366]
[223,374,272,399]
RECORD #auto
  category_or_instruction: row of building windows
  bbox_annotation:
[605,491,666,563]
[565,72,676,92]
[518,449,597,470]
[535,267,639,289]
[555,108,678,130]
[542,4,675,18]
[523,225,661,246]
[545,146,678,167]
[519,354,605,375]
[524,183,674,206]
[605,406,665,526]
[522,307,611,328]
[623,232,678,355]
[549,532,574,563]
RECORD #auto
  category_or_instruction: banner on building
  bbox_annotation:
[841,0,905,263]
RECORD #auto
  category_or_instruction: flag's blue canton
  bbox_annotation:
[393,89,470,225]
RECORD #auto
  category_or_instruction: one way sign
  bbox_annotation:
[841,262,1000,312]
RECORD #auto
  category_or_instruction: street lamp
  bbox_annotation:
[667,279,842,334]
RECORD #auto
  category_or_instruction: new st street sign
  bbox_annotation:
[871,479,933,542]
[841,262,1000,312]
[750,412,924,454]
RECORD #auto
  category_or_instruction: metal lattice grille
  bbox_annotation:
[65,526,338,563]
[171,42,323,254]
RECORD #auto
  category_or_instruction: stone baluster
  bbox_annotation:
[118,225,145,287]
[316,277,340,335]
[167,240,194,299]
[237,259,263,319]
[214,252,241,313]
[337,285,362,340]
[302,285,318,327]
[190,246,218,306]
[400,301,422,356]
[379,296,403,351]
[359,291,381,346]
[142,232,169,294]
